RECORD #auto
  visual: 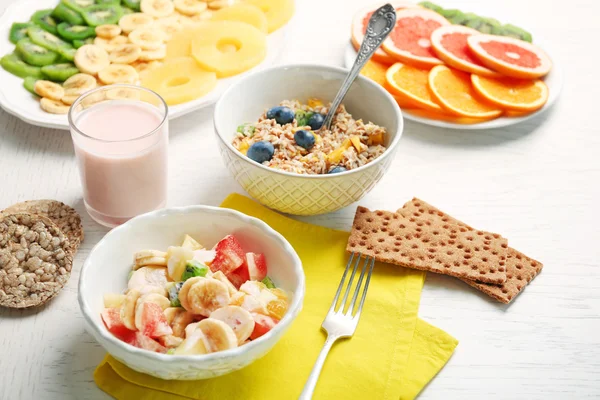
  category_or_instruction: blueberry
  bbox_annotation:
[247,141,274,164]
[308,112,325,130]
[328,166,347,174]
[266,106,295,125]
[294,129,315,150]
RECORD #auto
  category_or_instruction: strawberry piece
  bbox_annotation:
[250,313,278,340]
[246,253,267,281]
[211,235,245,274]
[227,264,250,289]
[138,302,173,338]
[101,307,136,341]
[134,332,168,353]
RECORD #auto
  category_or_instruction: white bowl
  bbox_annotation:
[214,64,404,216]
[78,206,305,380]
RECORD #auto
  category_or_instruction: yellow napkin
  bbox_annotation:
[94,194,458,400]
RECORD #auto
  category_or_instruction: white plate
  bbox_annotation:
[0,0,287,130]
[344,42,563,130]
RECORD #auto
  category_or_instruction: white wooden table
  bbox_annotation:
[1,0,599,398]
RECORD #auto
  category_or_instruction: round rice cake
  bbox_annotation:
[0,213,73,308]
[3,200,84,252]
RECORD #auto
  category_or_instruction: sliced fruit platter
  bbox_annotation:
[346,1,562,129]
[0,0,293,129]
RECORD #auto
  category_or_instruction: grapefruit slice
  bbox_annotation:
[385,62,443,112]
[467,34,552,79]
[351,1,417,65]
[428,65,503,118]
[471,75,549,112]
[382,8,450,69]
[405,108,498,124]
[430,25,501,78]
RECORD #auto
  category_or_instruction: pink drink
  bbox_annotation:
[69,86,168,227]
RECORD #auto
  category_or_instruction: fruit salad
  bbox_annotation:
[101,234,289,354]
[232,99,388,175]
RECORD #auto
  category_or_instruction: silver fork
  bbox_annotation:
[299,252,376,400]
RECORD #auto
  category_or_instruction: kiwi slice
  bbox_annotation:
[23,77,39,95]
[121,7,135,14]
[73,37,94,48]
[52,3,85,25]
[122,0,141,11]
[31,9,58,35]
[502,24,533,43]
[418,1,443,13]
[28,26,71,53]
[57,46,77,61]
[16,38,60,66]
[96,0,121,4]
[9,22,34,44]
[41,63,79,82]
[82,4,123,27]
[61,0,96,13]
[440,9,467,24]
[1,53,45,79]
[478,18,501,34]
[463,14,483,30]
[57,22,96,41]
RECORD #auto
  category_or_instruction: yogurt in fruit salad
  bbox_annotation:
[101,234,289,354]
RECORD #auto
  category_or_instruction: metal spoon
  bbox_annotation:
[319,3,396,132]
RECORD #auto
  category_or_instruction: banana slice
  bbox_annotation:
[63,73,97,95]
[171,309,195,338]
[95,24,122,39]
[120,289,141,330]
[191,10,213,22]
[208,0,239,10]
[210,306,255,344]
[158,334,184,348]
[74,44,110,75]
[178,276,204,311]
[132,60,163,73]
[211,271,238,297]
[40,98,70,114]
[198,318,238,352]
[98,64,139,85]
[187,279,231,317]
[106,87,141,101]
[152,17,184,41]
[129,27,166,50]
[134,256,168,269]
[135,293,171,330]
[94,36,129,53]
[141,0,175,18]
[135,250,168,261]
[127,266,168,295]
[34,80,64,101]
[174,325,208,355]
[104,293,126,308]
[174,0,207,16]
[138,45,167,61]
[163,307,183,325]
[109,43,142,64]
[119,13,154,34]
[184,321,200,338]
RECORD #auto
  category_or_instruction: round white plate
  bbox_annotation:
[344,42,563,130]
[0,0,287,130]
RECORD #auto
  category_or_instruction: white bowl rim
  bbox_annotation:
[214,63,404,179]
[78,205,306,364]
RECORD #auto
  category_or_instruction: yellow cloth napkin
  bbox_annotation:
[94,194,458,400]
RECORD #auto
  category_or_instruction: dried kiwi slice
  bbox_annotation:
[122,0,141,11]
[418,1,443,13]
[96,0,121,4]
[23,77,39,95]
[9,22,34,44]
[28,26,71,53]
[82,4,123,27]
[1,53,45,79]
[73,37,94,48]
[41,63,79,82]
[61,0,96,13]
[31,9,58,35]
[57,22,96,41]
[477,17,501,34]
[52,3,85,25]
[502,24,533,43]
[16,38,60,67]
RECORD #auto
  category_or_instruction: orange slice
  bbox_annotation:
[467,34,552,79]
[428,65,503,118]
[471,75,549,112]
[360,60,389,86]
[382,8,450,69]
[505,110,533,118]
[385,62,443,112]
[430,25,500,78]
[405,108,497,124]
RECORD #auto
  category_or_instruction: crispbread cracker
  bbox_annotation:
[0,213,73,308]
[347,206,508,284]
[399,198,543,303]
[3,200,84,252]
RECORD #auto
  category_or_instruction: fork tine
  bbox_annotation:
[346,255,370,316]
[353,256,375,320]
[328,252,355,313]
[337,251,362,313]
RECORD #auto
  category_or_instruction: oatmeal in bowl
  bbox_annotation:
[232,99,388,175]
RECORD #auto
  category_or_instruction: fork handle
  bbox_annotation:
[299,335,338,400]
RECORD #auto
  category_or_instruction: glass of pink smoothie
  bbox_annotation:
[68,84,168,228]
